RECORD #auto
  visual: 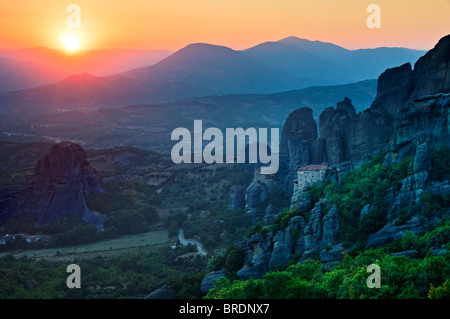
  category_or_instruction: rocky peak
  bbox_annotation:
[336,97,356,117]
[319,98,355,166]
[370,63,414,114]
[410,34,450,100]
[368,35,450,113]
[35,141,89,177]
[0,141,104,228]
[280,107,318,145]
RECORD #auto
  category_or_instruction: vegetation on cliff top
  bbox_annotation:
[206,218,450,299]
[207,147,450,299]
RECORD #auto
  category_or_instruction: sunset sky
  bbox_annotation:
[0,0,449,52]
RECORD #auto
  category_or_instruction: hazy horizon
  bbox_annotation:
[1,1,448,52]
[0,35,432,53]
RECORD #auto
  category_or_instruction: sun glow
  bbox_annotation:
[60,31,83,53]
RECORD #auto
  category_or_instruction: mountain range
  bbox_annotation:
[0,47,173,76]
[0,37,425,107]
[0,56,64,93]
[247,37,425,84]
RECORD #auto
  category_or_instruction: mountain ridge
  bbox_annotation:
[0,56,65,93]
[0,47,173,77]
[0,38,424,110]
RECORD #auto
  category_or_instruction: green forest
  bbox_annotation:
[207,219,450,299]
[206,148,450,299]
[0,245,206,299]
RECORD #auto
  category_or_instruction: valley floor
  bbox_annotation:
[0,230,169,261]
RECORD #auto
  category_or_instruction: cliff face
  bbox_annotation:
[243,92,450,277]
[0,141,104,228]
[324,98,394,165]
[386,93,450,164]
[383,35,450,164]
[319,98,355,166]
[370,34,450,110]
[236,201,343,280]
[233,35,450,283]
[368,136,450,248]
[348,108,393,163]
[410,34,450,100]
[370,63,414,114]
[278,107,318,192]
[244,180,270,224]
[362,34,450,164]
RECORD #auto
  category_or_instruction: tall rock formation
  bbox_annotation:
[319,97,355,166]
[0,141,104,228]
[277,34,450,182]
[278,107,318,192]
[385,93,450,163]
[352,35,450,164]
[319,95,393,166]
[348,108,393,164]
[244,180,270,224]
[370,63,414,114]
[410,34,450,100]
[382,35,450,163]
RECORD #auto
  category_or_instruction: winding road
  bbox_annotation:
[178,228,207,256]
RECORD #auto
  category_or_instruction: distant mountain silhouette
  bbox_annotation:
[0,37,426,109]
[119,43,307,94]
[277,36,354,59]
[243,41,345,86]
[244,36,426,85]
[0,47,173,77]
[0,56,64,93]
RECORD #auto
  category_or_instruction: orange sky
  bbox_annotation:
[0,0,449,51]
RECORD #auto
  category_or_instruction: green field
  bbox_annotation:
[0,230,169,260]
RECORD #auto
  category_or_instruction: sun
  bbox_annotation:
[61,35,80,52]
[59,31,83,53]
